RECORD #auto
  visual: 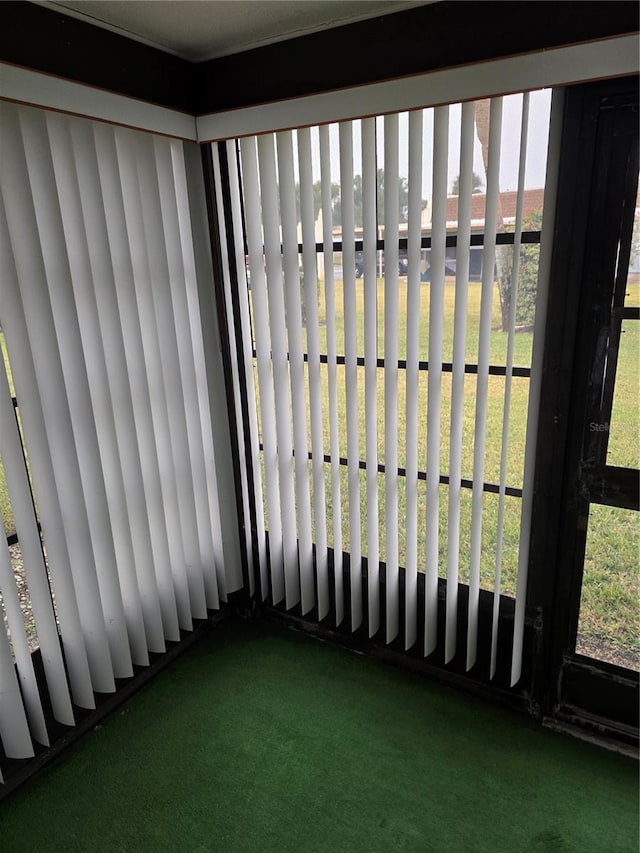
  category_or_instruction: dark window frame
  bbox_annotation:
[526,76,639,741]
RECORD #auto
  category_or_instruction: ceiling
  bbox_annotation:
[39,1,435,62]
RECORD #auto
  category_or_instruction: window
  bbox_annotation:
[215,89,554,683]
[0,102,235,764]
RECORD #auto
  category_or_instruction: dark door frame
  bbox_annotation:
[528,75,639,744]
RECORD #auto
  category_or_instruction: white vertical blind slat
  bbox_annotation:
[404,109,423,651]
[206,144,248,601]
[257,133,300,610]
[209,144,251,600]
[447,101,474,669]
[298,128,330,619]
[240,136,286,603]
[182,142,244,597]
[339,121,363,631]
[0,616,34,760]
[319,125,344,626]
[511,89,564,686]
[0,535,49,746]
[154,136,220,612]
[174,141,229,603]
[277,131,314,614]
[93,123,182,641]
[384,114,400,644]
[114,127,193,631]
[362,117,379,637]
[426,106,448,657]
[47,113,149,667]
[225,139,268,600]
[468,98,503,666]
[491,93,529,678]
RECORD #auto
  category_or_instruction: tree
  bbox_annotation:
[294,180,338,227]
[475,99,513,332]
[450,172,484,196]
[472,100,541,331]
[296,170,419,230]
[631,208,640,271]
[331,169,411,228]
[514,209,542,329]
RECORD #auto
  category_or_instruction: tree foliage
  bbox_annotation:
[450,172,484,196]
[514,208,542,328]
[494,208,542,332]
[295,169,418,229]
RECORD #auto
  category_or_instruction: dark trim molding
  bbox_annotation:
[259,542,536,708]
[200,145,252,604]
[214,141,264,603]
[1,2,638,116]
[527,75,639,738]
[1,1,197,112]
[196,2,639,114]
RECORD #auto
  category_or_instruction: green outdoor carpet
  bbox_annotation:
[0,616,637,853]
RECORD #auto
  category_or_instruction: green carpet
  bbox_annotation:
[0,617,637,852]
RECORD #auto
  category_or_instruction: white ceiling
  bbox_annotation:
[39,1,435,62]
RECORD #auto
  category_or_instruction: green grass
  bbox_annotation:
[250,277,639,659]
[578,282,639,655]
[0,333,15,537]
[0,465,13,538]
[252,275,538,592]
[580,504,640,654]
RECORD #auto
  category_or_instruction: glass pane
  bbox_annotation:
[0,456,14,539]
[2,543,40,657]
[242,91,552,625]
[624,202,639,306]
[576,503,640,670]
[606,319,640,469]
[414,245,537,369]
[1,332,15,538]
[1,330,13,395]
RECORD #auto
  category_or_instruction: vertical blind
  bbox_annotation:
[0,85,563,777]
[0,102,237,773]
[214,90,559,686]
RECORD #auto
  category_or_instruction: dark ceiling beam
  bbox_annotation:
[1,1,638,116]
[0,1,198,113]
[197,1,640,114]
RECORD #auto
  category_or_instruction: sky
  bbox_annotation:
[307,88,553,200]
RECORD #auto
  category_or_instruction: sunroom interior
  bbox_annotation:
[0,1,638,847]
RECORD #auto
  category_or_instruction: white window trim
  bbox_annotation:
[196,35,638,142]
[0,62,198,140]
[1,35,636,143]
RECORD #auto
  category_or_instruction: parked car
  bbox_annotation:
[420,257,457,281]
[354,250,408,277]
[353,250,457,279]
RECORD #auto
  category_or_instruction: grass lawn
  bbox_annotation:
[578,280,639,658]
[0,333,15,537]
[250,274,639,660]
[0,277,637,662]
